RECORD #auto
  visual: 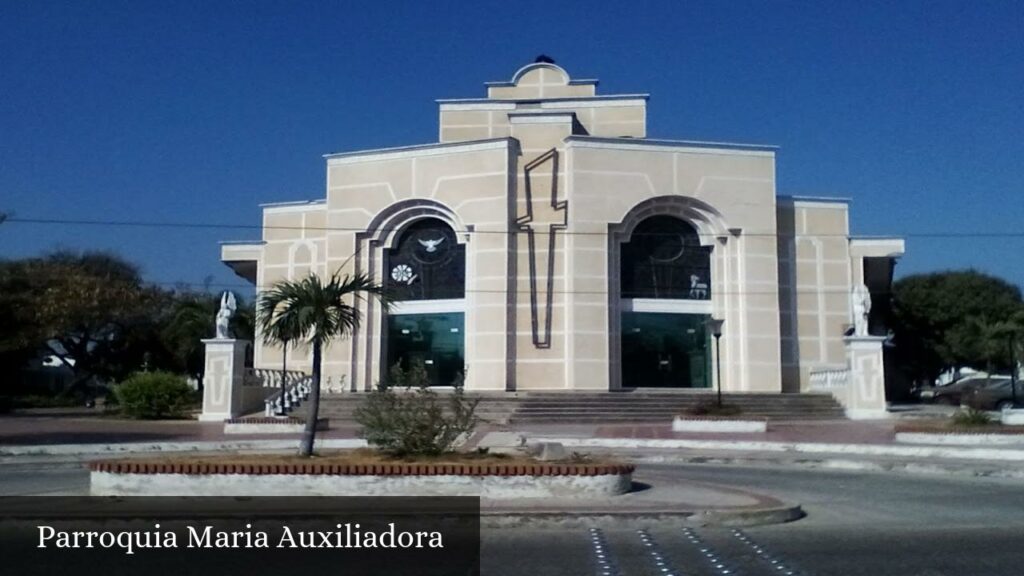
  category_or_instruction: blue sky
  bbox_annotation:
[1,0,1022,291]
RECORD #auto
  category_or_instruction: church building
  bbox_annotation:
[220,59,904,411]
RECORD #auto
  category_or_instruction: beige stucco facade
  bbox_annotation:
[221,60,904,395]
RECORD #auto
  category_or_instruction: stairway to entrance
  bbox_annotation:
[317,391,845,425]
[316,393,521,425]
[506,391,844,423]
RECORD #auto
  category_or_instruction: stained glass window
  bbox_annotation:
[621,216,711,299]
[384,218,465,301]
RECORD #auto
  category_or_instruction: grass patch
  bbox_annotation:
[895,418,1024,435]
[951,407,994,427]
[7,394,85,409]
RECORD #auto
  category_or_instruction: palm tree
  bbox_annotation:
[257,273,389,456]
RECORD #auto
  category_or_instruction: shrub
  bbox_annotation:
[354,361,479,457]
[114,371,195,419]
[951,407,993,427]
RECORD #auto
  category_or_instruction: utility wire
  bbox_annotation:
[147,278,909,297]
[7,216,1024,238]
[6,215,1014,297]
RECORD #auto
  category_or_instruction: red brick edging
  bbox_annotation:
[224,416,303,422]
[89,461,636,477]
[224,417,312,424]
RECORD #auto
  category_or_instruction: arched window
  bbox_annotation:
[384,219,465,301]
[383,217,465,387]
[620,216,711,300]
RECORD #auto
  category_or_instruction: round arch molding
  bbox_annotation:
[606,195,735,391]
[349,199,471,392]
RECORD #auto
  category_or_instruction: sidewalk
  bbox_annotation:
[2,413,894,452]
[0,411,365,456]
[473,420,1024,479]
[525,419,900,445]
[7,411,1024,479]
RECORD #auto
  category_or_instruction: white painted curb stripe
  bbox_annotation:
[532,437,1024,462]
[896,433,1024,446]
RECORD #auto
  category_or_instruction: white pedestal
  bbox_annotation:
[843,335,889,420]
[200,339,249,421]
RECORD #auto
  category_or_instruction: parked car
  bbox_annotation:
[965,378,1020,411]
[931,375,1007,406]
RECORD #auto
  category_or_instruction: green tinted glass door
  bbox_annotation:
[621,312,710,388]
[386,313,465,386]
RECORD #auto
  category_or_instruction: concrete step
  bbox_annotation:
[317,391,846,424]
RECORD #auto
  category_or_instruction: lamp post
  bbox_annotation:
[706,318,725,408]
[277,338,289,417]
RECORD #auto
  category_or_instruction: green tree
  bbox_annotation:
[0,251,162,394]
[0,259,39,388]
[956,314,1024,375]
[891,270,1024,382]
[161,291,254,383]
[0,260,37,349]
[0,259,46,355]
[257,273,389,456]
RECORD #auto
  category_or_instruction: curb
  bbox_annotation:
[0,438,368,457]
[684,503,804,526]
[895,432,1024,446]
[627,452,1024,479]
[530,436,1024,462]
[480,503,803,527]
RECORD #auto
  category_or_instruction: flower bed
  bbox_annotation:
[88,454,635,498]
[223,417,329,434]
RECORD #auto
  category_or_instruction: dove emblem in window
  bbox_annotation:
[418,236,445,253]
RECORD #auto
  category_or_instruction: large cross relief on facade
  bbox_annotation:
[515,148,567,348]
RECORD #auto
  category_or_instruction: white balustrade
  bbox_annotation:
[809,368,850,390]
[259,370,312,417]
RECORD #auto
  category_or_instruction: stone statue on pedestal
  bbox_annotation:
[851,284,872,336]
[215,291,236,339]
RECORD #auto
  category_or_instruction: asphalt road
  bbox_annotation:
[0,459,89,495]
[480,464,1024,576]
[4,460,1024,575]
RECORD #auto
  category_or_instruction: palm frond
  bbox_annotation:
[256,272,390,347]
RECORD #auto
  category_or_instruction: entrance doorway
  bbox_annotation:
[621,312,710,388]
[386,313,465,386]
